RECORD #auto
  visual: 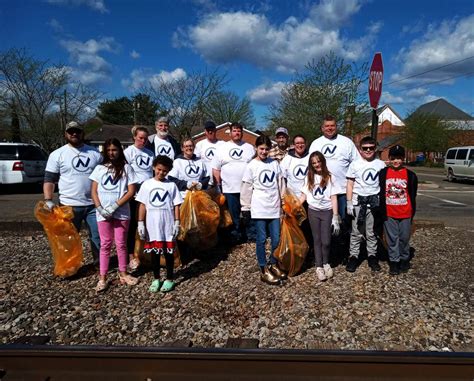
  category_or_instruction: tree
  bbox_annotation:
[0,48,103,152]
[268,52,369,141]
[144,69,227,140]
[203,91,255,128]
[404,112,452,160]
[96,93,158,126]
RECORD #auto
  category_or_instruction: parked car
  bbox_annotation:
[0,143,48,185]
[444,146,474,182]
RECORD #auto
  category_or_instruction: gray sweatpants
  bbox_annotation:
[308,208,332,267]
[383,217,411,262]
[349,205,378,258]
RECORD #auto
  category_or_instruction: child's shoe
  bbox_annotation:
[323,263,333,279]
[368,256,381,272]
[160,280,175,293]
[119,273,138,286]
[346,256,358,272]
[149,279,162,293]
[316,267,327,281]
[128,257,140,272]
[95,279,108,293]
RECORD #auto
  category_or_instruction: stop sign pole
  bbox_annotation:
[368,53,383,141]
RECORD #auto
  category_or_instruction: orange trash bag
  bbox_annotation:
[34,201,83,278]
[178,190,220,250]
[274,215,309,277]
[206,187,233,228]
[282,189,307,226]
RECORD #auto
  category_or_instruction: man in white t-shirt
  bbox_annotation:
[146,116,181,160]
[194,120,224,185]
[43,121,102,267]
[212,122,255,243]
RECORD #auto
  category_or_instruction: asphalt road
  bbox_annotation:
[0,166,472,230]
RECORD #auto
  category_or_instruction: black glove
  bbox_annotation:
[241,211,251,226]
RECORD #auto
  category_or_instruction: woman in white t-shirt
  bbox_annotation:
[299,151,340,282]
[90,138,139,292]
[241,135,287,285]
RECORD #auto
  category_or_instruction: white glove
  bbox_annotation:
[44,200,55,211]
[104,202,119,218]
[172,220,180,240]
[137,221,146,240]
[195,182,202,190]
[97,206,111,219]
[331,214,341,235]
[186,180,194,190]
[346,200,354,217]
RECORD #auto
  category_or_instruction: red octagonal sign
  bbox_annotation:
[368,53,383,109]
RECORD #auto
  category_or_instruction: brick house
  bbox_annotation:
[192,122,263,146]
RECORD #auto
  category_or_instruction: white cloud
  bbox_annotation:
[122,68,187,92]
[380,92,404,105]
[130,50,140,59]
[406,87,428,97]
[47,18,63,32]
[59,37,120,85]
[46,0,109,13]
[174,0,380,72]
[247,81,287,105]
[391,14,474,84]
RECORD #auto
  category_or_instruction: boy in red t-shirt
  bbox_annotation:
[379,145,418,275]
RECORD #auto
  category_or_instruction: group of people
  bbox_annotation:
[43,115,418,292]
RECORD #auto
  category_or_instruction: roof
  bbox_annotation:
[377,134,403,150]
[85,124,139,143]
[364,104,405,125]
[412,98,473,121]
[192,122,261,140]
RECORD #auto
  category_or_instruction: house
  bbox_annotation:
[85,123,137,151]
[192,122,263,145]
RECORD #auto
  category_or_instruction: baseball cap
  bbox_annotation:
[275,127,289,136]
[204,120,216,130]
[65,121,83,132]
[389,145,405,158]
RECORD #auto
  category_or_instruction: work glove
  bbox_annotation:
[331,214,341,236]
[241,210,251,226]
[346,200,354,217]
[186,180,194,190]
[44,200,56,211]
[172,220,180,240]
[194,182,202,190]
[97,206,111,219]
[104,202,119,218]
[137,221,146,240]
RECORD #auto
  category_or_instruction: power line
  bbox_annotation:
[385,55,474,86]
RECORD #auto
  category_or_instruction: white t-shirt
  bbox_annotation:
[168,155,208,197]
[280,153,309,198]
[45,144,102,206]
[302,175,337,211]
[212,140,255,193]
[309,134,360,195]
[89,164,138,222]
[124,145,154,184]
[195,139,224,184]
[346,158,386,203]
[154,136,175,159]
[241,158,282,219]
[135,178,183,241]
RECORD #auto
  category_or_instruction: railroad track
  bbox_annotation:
[1,345,473,380]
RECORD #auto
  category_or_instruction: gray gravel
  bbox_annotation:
[1,226,472,351]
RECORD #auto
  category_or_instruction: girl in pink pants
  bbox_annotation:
[90,138,139,292]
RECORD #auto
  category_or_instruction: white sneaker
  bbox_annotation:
[323,264,334,279]
[316,267,327,281]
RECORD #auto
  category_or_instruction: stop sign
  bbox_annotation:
[368,53,383,109]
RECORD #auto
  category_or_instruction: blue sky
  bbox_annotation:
[1,0,473,128]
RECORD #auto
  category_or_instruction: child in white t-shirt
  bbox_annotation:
[135,155,183,293]
[90,138,139,292]
[300,151,340,282]
[241,135,286,285]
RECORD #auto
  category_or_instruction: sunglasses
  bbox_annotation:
[361,146,376,152]
[67,128,82,135]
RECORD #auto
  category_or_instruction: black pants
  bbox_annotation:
[151,251,174,280]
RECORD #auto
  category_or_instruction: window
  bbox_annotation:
[446,149,457,159]
[0,146,18,160]
[469,149,474,161]
[455,149,468,160]
[18,145,47,160]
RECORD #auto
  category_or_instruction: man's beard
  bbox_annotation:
[158,130,168,139]
[66,136,83,147]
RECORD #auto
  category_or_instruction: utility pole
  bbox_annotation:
[63,89,68,129]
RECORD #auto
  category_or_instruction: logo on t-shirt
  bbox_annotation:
[149,187,169,207]
[312,185,327,198]
[229,148,243,160]
[72,155,92,173]
[101,174,119,190]
[362,168,379,185]
[321,144,337,158]
[204,147,215,160]
[157,144,172,156]
[258,170,276,188]
[136,155,151,169]
[186,164,201,178]
[293,165,308,179]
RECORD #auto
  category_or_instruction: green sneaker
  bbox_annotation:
[160,280,175,293]
[149,279,162,293]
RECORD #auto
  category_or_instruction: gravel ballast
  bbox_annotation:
[1,226,472,351]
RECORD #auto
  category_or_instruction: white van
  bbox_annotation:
[0,143,48,185]
[444,146,474,181]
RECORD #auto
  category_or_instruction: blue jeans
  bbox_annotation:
[337,194,347,219]
[224,193,244,239]
[71,205,100,264]
[254,218,280,267]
